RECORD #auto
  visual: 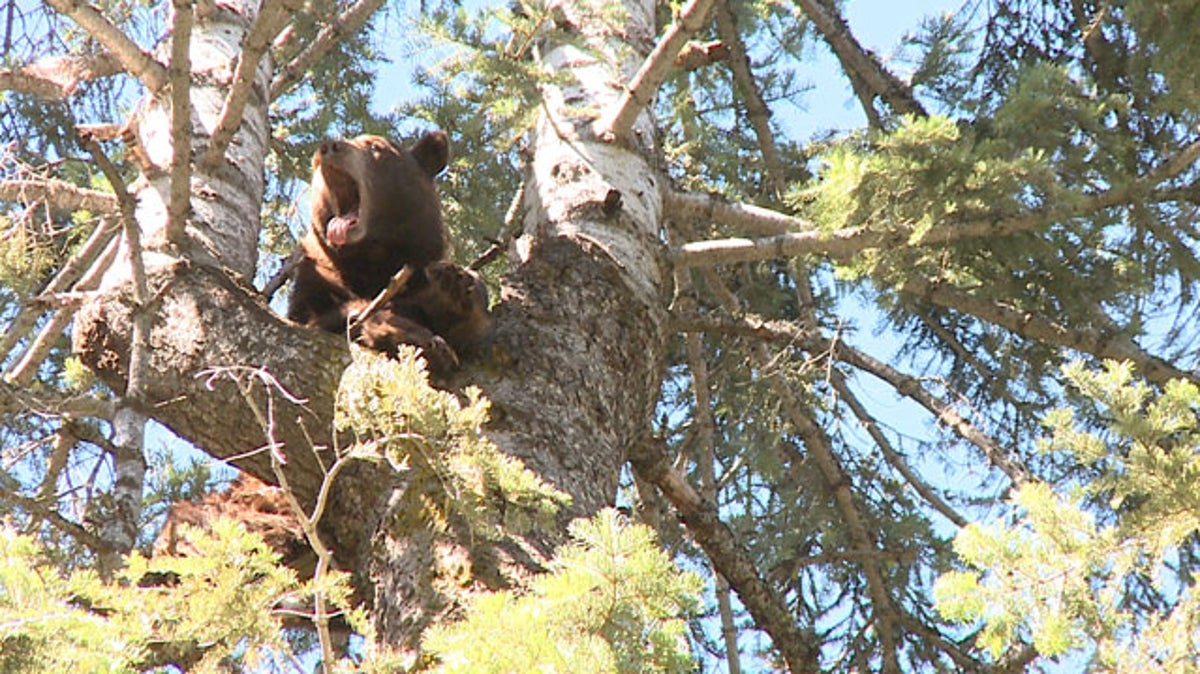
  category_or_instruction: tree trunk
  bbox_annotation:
[72,0,669,653]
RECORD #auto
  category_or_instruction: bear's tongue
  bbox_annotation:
[327,211,359,247]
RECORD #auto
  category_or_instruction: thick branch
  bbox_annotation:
[0,53,122,99]
[595,0,717,141]
[664,190,810,236]
[903,276,1195,386]
[166,0,194,244]
[629,440,819,671]
[673,184,1147,267]
[796,0,926,118]
[43,0,168,91]
[200,0,293,171]
[0,178,118,214]
[269,0,386,99]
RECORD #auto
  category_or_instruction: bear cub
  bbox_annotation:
[287,130,491,370]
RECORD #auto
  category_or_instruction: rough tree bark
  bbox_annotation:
[69,0,668,651]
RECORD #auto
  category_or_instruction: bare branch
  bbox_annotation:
[261,246,303,300]
[0,482,107,550]
[347,265,414,334]
[0,178,118,214]
[676,223,874,266]
[685,333,743,674]
[217,364,343,664]
[79,131,151,574]
[673,39,728,71]
[796,0,926,119]
[0,379,113,419]
[166,0,194,245]
[595,0,717,141]
[682,250,903,670]
[269,0,387,99]
[903,275,1195,386]
[200,0,295,171]
[0,53,122,99]
[43,0,168,92]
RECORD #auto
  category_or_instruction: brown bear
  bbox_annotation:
[287,131,491,369]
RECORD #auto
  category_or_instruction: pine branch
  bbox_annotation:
[829,338,1030,486]
[674,262,743,674]
[0,178,118,214]
[672,179,1173,268]
[43,0,168,92]
[669,310,1031,485]
[827,370,970,527]
[200,0,295,171]
[166,0,194,245]
[595,0,717,141]
[713,3,785,196]
[0,218,120,362]
[269,0,387,99]
[771,374,904,673]
[796,0,926,119]
[686,256,903,671]
[0,53,122,99]
[628,438,819,672]
[903,275,1196,386]
[3,234,121,386]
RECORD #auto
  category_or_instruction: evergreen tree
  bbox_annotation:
[2,0,1199,670]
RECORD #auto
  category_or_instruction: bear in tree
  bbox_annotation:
[287,130,492,370]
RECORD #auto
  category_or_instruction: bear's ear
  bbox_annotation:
[410,130,449,178]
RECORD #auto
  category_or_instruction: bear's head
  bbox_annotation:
[309,130,449,262]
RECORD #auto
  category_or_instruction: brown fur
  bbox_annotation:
[154,475,313,576]
[286,131,491,369]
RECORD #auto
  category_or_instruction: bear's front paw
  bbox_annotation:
[421,335,460,372]
[426,260,488,313]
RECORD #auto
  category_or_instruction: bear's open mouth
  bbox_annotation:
[321,164,361,247]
